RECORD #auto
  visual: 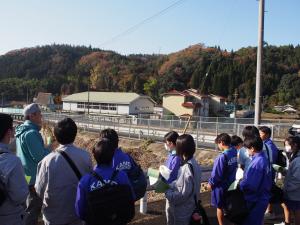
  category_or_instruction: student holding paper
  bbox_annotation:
[165,134,201,225]
[163,131,181,183]
[163,131,181,225]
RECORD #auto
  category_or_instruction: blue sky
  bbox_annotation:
[0,0,299,55]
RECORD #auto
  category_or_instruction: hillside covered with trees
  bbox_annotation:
[0,43,299,109]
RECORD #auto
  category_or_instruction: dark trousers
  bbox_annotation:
[25,186,43,225]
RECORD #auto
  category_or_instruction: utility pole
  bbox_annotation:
[87,77,90,115]
[233,89,238,118]
[26,87,29,104]
[254,0,265,126]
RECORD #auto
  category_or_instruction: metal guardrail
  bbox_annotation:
[40,112,292,149]
[8,111,293,149]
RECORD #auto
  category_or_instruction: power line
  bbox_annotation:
[99,0,188,48]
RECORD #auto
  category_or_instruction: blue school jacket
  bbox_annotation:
[165,150,181,184]
[75,165,134,220]
[209,147,237,207]
[112,148,134,172]
[240,151,272,203]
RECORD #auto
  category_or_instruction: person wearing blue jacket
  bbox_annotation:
[164,131,181,184]
[240,136,272,225]
[238,126,260,172]
[16,103,52,225]
[208,133,237,225]
[75,138,134,223]
[259,126,279,218]
[99,129,134,173]
[163,131,181,225]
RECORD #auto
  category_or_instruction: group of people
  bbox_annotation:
[0,103,299,225]
[207,126,300,225]
[0,103,141,225]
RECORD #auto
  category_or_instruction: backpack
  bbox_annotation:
[276,149,287,167]
[86,170,135,225]
[126,154,147,201]
[0,152,6,207]
[223,186,249,224]
[223,150,249,224]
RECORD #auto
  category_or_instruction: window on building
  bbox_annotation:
[109,104,117,111]
[77,102,85,108]
[101,103,108,110]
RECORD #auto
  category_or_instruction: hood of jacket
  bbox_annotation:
[15,120,40,138]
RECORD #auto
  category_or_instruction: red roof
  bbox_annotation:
[181,102,201,108]
[210,94,226,100]
[184,89,209,98]
[163,90,189,96]
[180,113,192,117]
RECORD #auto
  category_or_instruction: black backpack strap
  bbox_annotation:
[187,163,198,207]
[58,150,82,180]
[109,170,119,184]
[91,171,105,184]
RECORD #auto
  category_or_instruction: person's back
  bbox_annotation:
[35,118,92,225]
[0,113,29,225]
[209,140,238,195]
[99,129,146,201]
[167,158,201,212]
[16,120,50,185]
[75,139,135,225]
[208,133,237,225]
[165,134,202,225]
[112,147,133,172]
[99,129,134,172]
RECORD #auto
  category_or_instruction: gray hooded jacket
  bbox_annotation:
[0,143,29,225]
[284,151,300,201]
[165,158,202,225]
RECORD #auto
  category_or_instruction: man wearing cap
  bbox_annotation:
[16,103,52,225]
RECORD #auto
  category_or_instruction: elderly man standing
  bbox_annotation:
[16,103,52,225]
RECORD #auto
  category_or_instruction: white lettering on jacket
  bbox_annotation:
[116,161,131,170]
[227,156,238,166]
[90,180,118,191]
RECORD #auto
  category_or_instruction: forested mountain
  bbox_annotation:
[0,43,299,109]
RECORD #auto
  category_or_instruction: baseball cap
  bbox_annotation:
[23,103,41,117]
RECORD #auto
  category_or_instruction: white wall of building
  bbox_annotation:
[117,105,130,115]
[63,102,79,112]
[129,98,154,115]
[63,101,131,115]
